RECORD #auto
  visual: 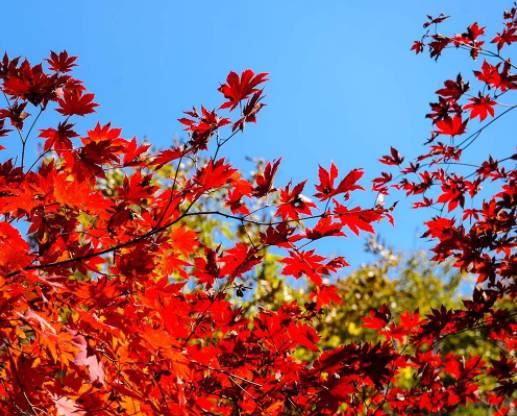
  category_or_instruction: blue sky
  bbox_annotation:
[1,1,513,267]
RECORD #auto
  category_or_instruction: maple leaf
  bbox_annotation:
[492,26,517,51]
[411,40,424,54]
[435,115,467,136]
[220,243,261,279]
[152,147,185,169]
[435,75,469,100]
[437,176,465,212]
[428,34,451,60]
[47,50,77,72]
[226,178,253,214]
[281,249,325,285]
[57,90,98,116]
[218,69,268,110]
[194,158,239,191]
[363,310,389,331]
[400,311,423,330]
[314,163,338,200]
[333,203,381,235]
[466,22,485,40]
[122,137,151,166]
[423,216,457,240]
[474,60,502,89]
[314,164,364,201]
[0,102,30,130]
[372,171,393,194]
[232,91,265,131]
[379,147,404,166]
[305,216,344,240]
[180,106,231,151]
[39,121,78,153]
[193,247,221,287]
[310,284,342,309]
[0,222,32,272]
[253,158,281,197]
[276,180,316,220]
[288,322,319,351]
[450,22,486,60]
[463,94,496,121]
[168,225,199,256]
[2,60,59,105]
[260,222,296,247]
[423,13,449,28]
[85,122,123,143]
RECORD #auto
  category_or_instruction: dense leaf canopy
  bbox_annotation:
[0,4,515,415]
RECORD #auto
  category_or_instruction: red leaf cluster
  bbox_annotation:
[0,3,515,413]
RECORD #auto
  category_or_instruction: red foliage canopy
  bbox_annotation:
[0,3,515,415]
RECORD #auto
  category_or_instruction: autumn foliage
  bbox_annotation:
[0,4,515,416]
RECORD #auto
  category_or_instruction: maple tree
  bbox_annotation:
[0,3,515,415]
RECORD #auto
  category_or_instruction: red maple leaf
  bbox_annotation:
[39,122,78,153]
[463,94,496,121]
[277,180,316,220]
[379,147,404,166]
[333,203,381,235]
[57,91,98,116]
[435,115,467,136]
[253,158,281,197]
[411,40,424,54]
[47,50,77,72]
[218,69,268,110]
[314,163,364,201]
[474,60,502,89]
[423,13,449,28]
[281,249,326,285]
[492,26,517,51]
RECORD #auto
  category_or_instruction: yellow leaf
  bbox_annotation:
[347,321,362,336]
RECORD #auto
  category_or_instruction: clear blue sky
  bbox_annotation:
[1,1,512,267]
